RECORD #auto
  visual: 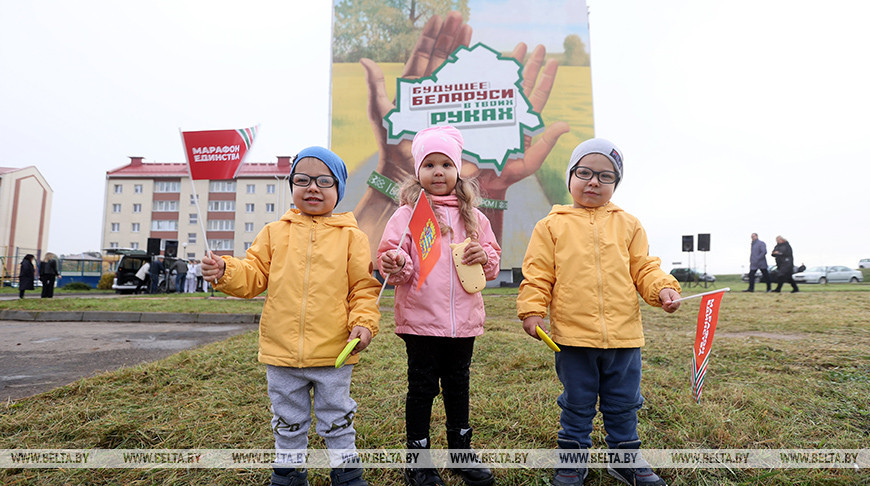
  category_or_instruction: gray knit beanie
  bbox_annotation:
[566,138,624,187]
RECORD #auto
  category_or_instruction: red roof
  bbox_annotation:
[107,161,292,178]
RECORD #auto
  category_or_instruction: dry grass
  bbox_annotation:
[1,289,867,485]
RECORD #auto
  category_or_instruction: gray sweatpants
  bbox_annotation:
[267,365,358,467]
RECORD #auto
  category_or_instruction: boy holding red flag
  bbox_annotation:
[202,147,380,486]
[517,139,681,486]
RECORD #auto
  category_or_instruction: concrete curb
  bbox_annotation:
[0,309,259,324]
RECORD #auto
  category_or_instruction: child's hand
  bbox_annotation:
[462,240,488,266]
[348,326,373,355]
[522,316,546,339]
[380,250,405,274]
[201,251,225,282]
[660,288,681,313]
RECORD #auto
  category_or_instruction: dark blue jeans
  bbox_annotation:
[400,334,475,441]
[555,346,644,448]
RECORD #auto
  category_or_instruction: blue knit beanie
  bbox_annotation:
[290,146,348,206]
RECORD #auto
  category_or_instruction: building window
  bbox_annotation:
[189,213,197,224]
[207,220,235,231]
[112,204,121,213]
[244,242,252,250]
[134,184,143,194]
[208,239,234,251]
[111,223,120,232]
[187,252,196,259]
[109,242,119,249]
[188,233,197,244]
[131,242,139,249]
[245,203,255,213]
[133,203,142,213]
[151,220,178,231]
[153,200,179,211]
[207,200,235,212]
[154,181,180,193]
[267,184,275,194]
[113,184,122,194]
[265,203,275,213]
[189,194,200,205]
[245,222,254,232]
[247,184,255,194]
[131,223,140,232]
[209,181,237,192]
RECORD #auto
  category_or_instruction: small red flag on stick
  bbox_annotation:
[689,289,728,403]
[407,189,442,289]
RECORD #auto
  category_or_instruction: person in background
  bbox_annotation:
[172,257,188,293]
[195,259,203,292]
[18,254,36,299]
[744,233,771,292]
[150,255,164,294]
[185,258,197,293]
[39,252,60,298]
[771,235,798,293]
[135,260,150,294]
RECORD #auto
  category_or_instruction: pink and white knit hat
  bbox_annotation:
[411,126,464,177]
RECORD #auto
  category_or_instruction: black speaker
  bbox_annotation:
[682,235,694,252]
[164,240,178,258]
[698,233,711,252]
[147,238,161,256]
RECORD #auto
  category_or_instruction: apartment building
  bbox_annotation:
[1,166,53,278]
[103,156,293,258]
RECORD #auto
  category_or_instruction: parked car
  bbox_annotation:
[792,266,863,284]
[859,258,870,269]
[670,267,715,283]
[741,265,802,283]
[107,249,178,293]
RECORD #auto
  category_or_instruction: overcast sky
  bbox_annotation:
[2,0,868,274]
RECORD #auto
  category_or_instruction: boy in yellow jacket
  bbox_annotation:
[517,139,681,486]
[203,147,380,486]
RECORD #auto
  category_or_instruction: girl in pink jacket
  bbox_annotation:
[378,126,500,486]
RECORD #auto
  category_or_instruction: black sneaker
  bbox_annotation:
[606,440,666,486]
[607,465,666,485]
[404,467,446,486]
[552,467,588,485]
[446,427,495,486]
[330,466,369,486]
[270,468,309,486]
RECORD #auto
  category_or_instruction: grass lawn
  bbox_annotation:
[1,281,867,485]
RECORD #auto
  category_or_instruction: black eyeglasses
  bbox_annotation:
[571,166,618,184]
[291,173,337,189]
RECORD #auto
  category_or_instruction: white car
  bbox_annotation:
[859,258,870,269]
[792,266,863,284]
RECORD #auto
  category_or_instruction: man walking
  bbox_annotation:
[745,233,771,292]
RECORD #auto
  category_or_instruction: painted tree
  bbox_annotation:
[333,0,469,62]
[562,34,590,66]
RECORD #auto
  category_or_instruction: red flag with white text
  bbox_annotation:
[691,290,726,403]
[407,190,442,289]
[181,126,258,180]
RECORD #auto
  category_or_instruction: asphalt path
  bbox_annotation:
[0,319,258,402]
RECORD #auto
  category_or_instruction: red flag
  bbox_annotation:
[181,126,258,180]
[691,290,726,403]
[407,190,442,289]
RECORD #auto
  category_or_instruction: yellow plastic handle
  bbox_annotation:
[536,326,561,352]
[335,338,361,368]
